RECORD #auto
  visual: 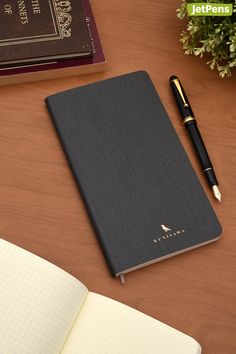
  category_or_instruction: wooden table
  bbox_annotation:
[1,1,235,353]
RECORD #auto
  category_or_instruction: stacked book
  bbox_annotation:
[0,0,106,85]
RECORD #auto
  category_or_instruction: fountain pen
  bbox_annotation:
[169,75,221,202]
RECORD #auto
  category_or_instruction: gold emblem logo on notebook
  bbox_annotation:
[153,224,185,244]
[160,224,171,233]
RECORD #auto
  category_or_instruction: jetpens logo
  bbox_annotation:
[187,3,233,16]
[153,224,185,244]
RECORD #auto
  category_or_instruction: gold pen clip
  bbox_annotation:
[172,79,189,108]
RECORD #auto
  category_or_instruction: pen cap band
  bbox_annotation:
[183,116,195,125]
[170,78,194,119]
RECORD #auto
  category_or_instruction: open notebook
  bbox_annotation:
[0,239,202,354]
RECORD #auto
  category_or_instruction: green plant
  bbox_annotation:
[177,0,236,77]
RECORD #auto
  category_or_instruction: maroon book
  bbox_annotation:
[0,0,106,85]
[0,0,92,67]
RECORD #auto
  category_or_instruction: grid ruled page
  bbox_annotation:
[0,239,88,354]
[62,292,201,354]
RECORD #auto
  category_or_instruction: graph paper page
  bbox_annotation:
[62,292,201,354]
[0,239,88,354]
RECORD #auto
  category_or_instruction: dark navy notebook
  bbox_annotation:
[45,71,222,278]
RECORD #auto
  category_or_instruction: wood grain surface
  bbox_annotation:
[0,1,235,353]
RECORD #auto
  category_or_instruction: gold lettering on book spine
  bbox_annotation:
[55,0,72,38]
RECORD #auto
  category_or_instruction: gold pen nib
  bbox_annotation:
[212,185,221,202]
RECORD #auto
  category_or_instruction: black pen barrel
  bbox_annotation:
[185,121,218,186]
[169,75,220,194]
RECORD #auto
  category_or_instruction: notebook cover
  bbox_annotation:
[45,71,222,277]
[0,0,92,67]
